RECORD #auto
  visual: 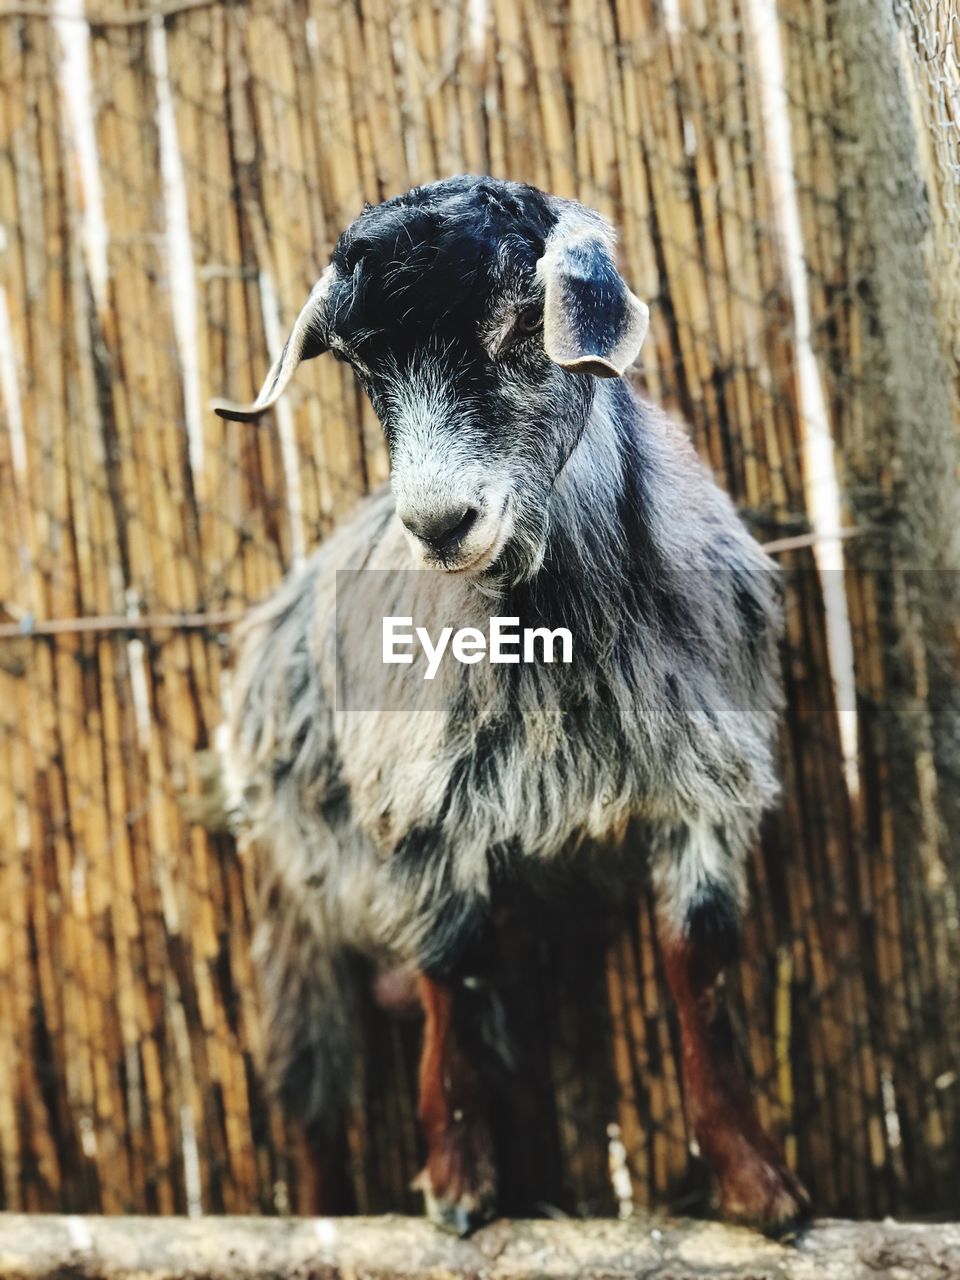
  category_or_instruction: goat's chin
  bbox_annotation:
[448,529,512,577]
[465,538,545,597]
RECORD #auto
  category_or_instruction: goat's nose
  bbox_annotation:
[402,505,479,555]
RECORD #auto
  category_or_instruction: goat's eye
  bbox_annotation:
[516,305,543,335]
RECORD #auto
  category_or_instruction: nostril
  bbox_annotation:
[435,506,479,550]
[404,505,480,555]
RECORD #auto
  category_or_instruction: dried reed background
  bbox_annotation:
[0,0,958,1222]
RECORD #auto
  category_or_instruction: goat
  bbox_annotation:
[213,175,811,1232]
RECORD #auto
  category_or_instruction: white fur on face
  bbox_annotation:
[383,351,515,574]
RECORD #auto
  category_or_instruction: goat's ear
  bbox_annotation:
[537,219,649,378]
[211,266,335,421]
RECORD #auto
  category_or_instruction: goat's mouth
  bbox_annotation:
[442,531,505,575]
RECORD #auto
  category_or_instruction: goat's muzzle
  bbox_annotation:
[398,494,512,575]
[401,505,480,558]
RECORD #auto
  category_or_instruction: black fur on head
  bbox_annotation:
[329,177,556,338]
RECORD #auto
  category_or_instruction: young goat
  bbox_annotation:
[214,176,810,1232]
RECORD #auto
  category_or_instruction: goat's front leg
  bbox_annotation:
[654,821,811,1228]
[415,972,497,1235]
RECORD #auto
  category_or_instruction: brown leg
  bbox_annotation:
[660,925,811,1227]
[415,973,497,1235]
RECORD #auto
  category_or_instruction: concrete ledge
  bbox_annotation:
[0,1213,958,1280]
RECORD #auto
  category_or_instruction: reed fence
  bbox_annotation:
[0,0,957,1223]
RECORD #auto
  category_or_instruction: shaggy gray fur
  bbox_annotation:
[218,177,783,1123]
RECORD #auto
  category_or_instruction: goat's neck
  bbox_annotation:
[549,380,650,573]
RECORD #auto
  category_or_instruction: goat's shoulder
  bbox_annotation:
[227,484,403,752]
[628,396,775,573]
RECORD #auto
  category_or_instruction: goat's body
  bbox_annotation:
[226,381,781,1114]
[218,177,809,1226]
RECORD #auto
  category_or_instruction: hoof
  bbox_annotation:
[718,1144,812,1233]
[415,1170,496,1238]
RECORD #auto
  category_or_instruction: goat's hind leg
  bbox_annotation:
[654,820,811,1228]
[415,972,497,1235]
